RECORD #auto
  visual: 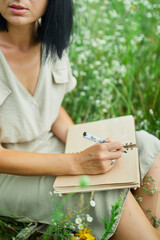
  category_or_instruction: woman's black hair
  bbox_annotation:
[0,0,73,60]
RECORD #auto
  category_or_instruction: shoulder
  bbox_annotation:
[43,48,77,93]
[43,48,69,70]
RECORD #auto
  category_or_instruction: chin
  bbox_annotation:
[7,16,33,27]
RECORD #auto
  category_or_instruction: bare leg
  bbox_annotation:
[111,153,160,240]
[110,191,160,240]
[132,153,160,230]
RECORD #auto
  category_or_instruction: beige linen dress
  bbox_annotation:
[0,49,160,239]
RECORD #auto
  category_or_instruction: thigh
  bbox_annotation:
[132,153,160,230]
[110,191,160,240]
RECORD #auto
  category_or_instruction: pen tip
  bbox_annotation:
[83,132,87,136]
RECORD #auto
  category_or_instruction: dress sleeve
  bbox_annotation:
[51,50,77,94]
[66,56,77,93]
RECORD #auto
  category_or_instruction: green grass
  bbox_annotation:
[1,0,160,239]
[64,0,160,138]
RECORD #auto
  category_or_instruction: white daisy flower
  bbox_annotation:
[75,217,82,225]
[78,224,84,230]
[86,215,93,222]
[90,200,96,207]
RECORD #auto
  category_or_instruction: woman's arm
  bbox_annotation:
[0,107,123,176]
[51,106,74,143]
[0,141,123,176]
[0,145,75,176]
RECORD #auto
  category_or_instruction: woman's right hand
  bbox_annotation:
[71,140,123,175]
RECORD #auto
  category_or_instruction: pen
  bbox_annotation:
[83,132,127,153]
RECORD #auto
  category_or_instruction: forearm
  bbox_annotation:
[51,106,74,143]
[0,147,75,176]
[0,132,124,177]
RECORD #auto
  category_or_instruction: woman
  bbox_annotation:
[0,0,160,239]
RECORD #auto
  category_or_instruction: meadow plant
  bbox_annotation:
[64,0,160,138]
[41,176,124,240]
[0,177,124,240]
[133,175,160,229]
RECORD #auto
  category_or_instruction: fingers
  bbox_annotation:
[105,137,113,142]
[87,141,123,161]
[103,141,123,151]
[93,142,122,173]
[108,150,122,160]
[98,158,118,174]
[77,139,123,175]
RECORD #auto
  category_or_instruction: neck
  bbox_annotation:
[4,22,38,51]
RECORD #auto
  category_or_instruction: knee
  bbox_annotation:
[136,130,160,159]
[136,131,160,148]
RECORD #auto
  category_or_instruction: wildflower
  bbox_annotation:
[102,78,110,85]
[146,12,152,18]
[149,109,153,115]
[78,224,84,230]
[51,219,55,224]
[75,217,82,225]
[95,61,101,66]
[49,191,53,197]
[83,86,89,91]
[76,228,95,240]
[70,225,76,230]
[156,26,160,35]
[70,233,75,237]
[64,223,69,228]
[80,91,86,96]
[95,99,100,105]
[90,200,96,207]
[136,34,144,43]
[138,197,143,202]
[86,214,93,222]
[109,10,118,18]
[131,5,136,10]
[73,70,79,77]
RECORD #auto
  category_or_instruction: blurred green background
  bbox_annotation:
[64,0,160,138]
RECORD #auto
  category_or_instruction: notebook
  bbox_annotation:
[53,115,140,193]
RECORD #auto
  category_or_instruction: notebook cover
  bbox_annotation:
[54,115,140,193]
